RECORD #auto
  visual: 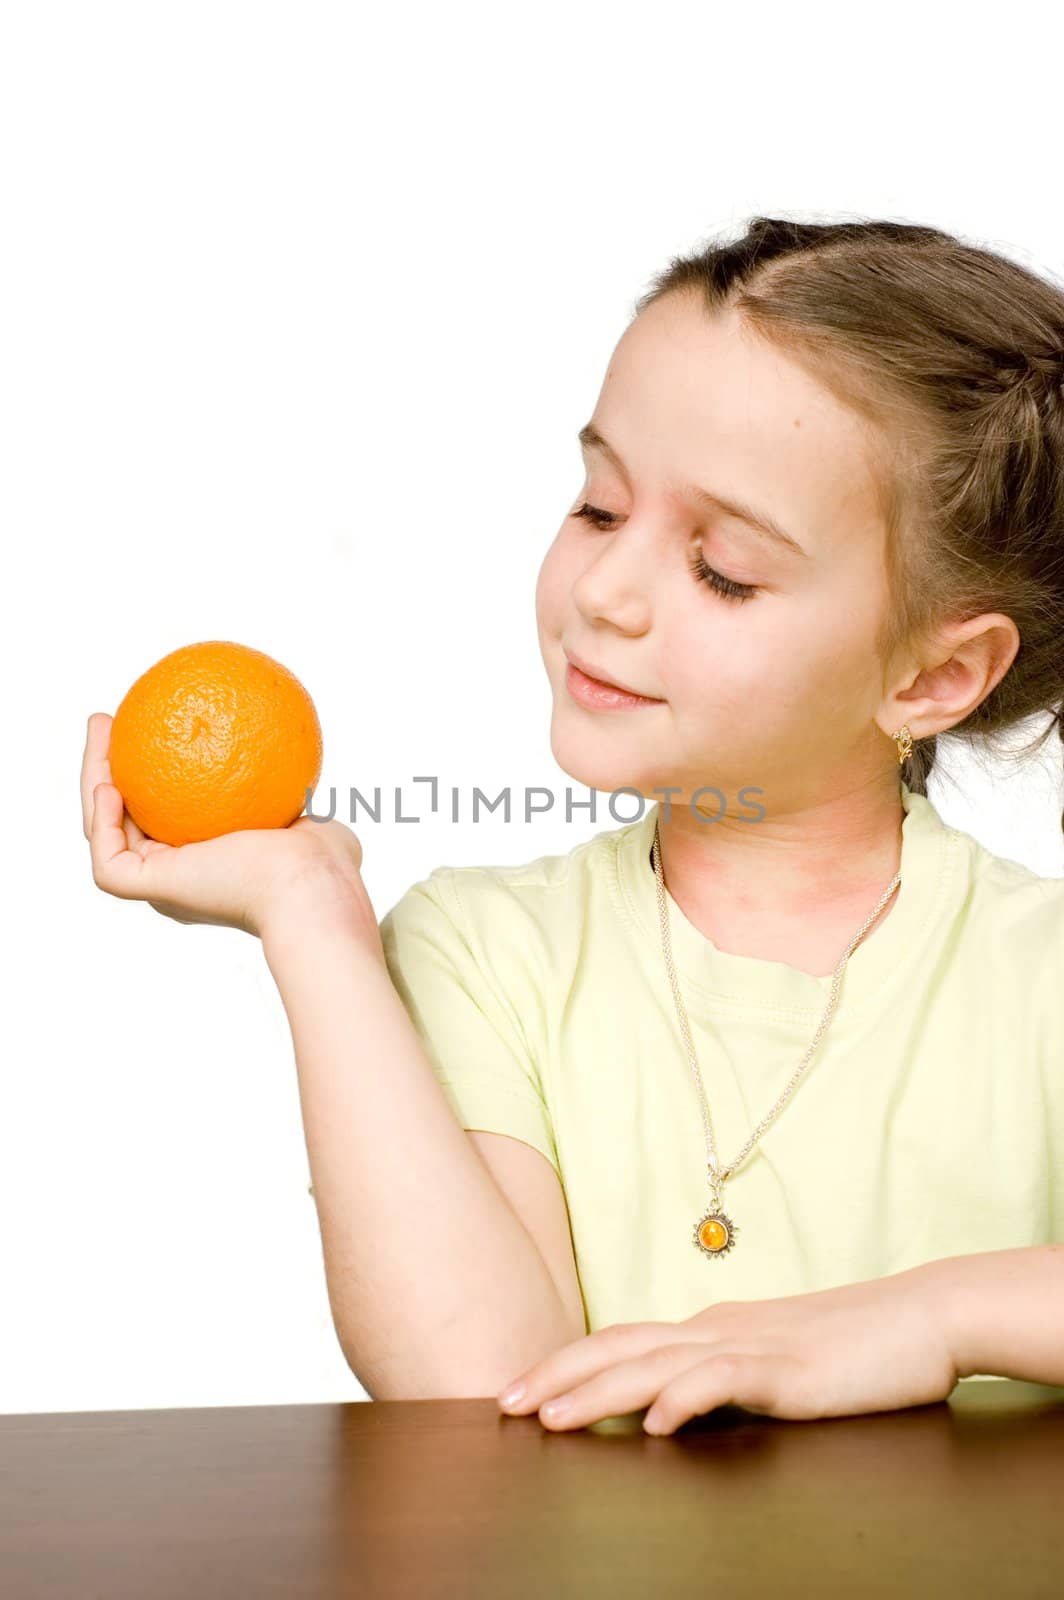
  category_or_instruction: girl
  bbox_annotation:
[82,216,1064,1435]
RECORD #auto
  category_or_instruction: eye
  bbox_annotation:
[687,549,758,604]
[571,502,758,605]
[571,500,620,531]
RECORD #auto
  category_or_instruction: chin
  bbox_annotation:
[548,718,659,811]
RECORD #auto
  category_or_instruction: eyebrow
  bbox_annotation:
[577,422,808,559]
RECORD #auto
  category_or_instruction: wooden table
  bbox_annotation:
[3,1381,1063,1596]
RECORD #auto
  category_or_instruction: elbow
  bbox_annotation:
[345,1326,579,1401]
[351,1363,503,1401]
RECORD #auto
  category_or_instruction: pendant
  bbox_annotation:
[693,1206,739,1259]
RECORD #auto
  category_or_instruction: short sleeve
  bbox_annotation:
[377,869,561,1178]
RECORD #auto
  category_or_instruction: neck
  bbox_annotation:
[652,779,906,975]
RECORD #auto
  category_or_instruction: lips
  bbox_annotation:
[564,649,655,699]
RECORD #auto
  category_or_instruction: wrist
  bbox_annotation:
[901,1255,970,1378]
[257,880,384,960]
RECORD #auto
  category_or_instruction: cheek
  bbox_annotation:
[754,584,885,730]
[661,606,824,736]
[534,534,575,631]
[657,624,710,700]
[793,575,885,686]
[658,607,758,701]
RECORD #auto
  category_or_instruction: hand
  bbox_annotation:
[80,711,375,940]
[496,1265,959,1435]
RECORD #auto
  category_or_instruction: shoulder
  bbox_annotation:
[946,816,1064,970]
[378,818,635,980]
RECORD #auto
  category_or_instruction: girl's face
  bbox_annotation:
[535,290,899,814]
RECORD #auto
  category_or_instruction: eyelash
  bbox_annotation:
[570,502,758,604]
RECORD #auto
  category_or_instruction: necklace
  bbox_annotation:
[651,815,902,1260]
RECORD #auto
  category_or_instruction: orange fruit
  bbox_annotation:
[108,640,323,846]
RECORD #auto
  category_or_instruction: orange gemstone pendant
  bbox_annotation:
[694,1208,738,1259]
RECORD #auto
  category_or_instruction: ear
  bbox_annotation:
[881,612,1020,739]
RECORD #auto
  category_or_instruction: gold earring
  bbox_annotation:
[891,725,913,765]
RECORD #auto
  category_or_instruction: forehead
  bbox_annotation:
[597,293,888,554]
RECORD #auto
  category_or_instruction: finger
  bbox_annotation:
[90,781,160,900]
[497,1322,682,1413]
[80,713,147,846]
[535,1342,714,1432]
[80,713,112,839]
[643,1352,789,1435]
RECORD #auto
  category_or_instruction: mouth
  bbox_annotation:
[563,649,664,710]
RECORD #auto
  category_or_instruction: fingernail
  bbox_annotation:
[541,1397,571,1419]
[498,1383,526,1408]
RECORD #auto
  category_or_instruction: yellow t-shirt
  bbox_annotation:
[378,783,1063,1365]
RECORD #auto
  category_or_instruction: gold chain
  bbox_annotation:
[651,814,902,1222]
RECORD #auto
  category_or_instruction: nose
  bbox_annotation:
[570,532,653,636]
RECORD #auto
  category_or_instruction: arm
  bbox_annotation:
[492,1245,1064,1434]
[260,900,579,1400]
[917,1243,1064,1385]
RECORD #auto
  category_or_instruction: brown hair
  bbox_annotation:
[633,216,1064,829]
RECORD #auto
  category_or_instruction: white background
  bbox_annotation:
[3,1,1062,1415]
